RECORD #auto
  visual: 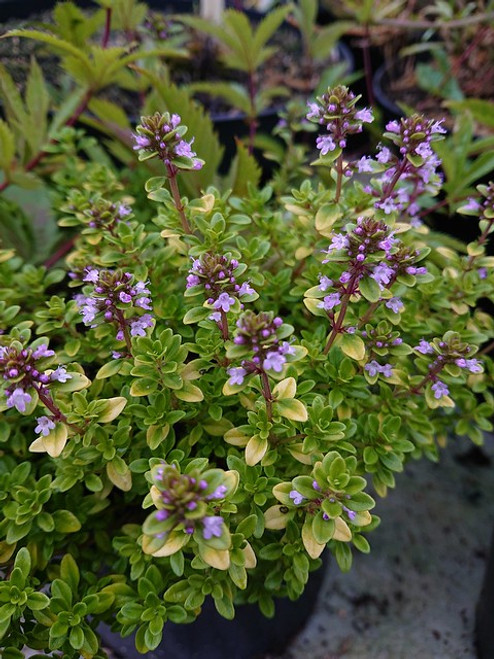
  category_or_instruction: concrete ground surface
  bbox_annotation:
[275,434,494,659]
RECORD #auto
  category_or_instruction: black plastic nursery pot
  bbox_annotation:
[98,558,327,659]
[476,525,494,658]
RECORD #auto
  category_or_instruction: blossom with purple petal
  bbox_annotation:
[355,108,374,123]
[35,415,56,436]
[319,274,333,291]
[263,351,286,373]
[32,344,55,359]
[316,135,336,155]
[376,146,392,163]
[432,381,449,399]
[357,156,373,173]
[385,297,404,314]
[414,339,434,355]
[317,293,341,311]
[455,358,482,373]
[6,387,32,413]
[463,198,481,213]
[130,314,154,337]
[202,516,224,540]
[237,282,255,297]
[227,366,247,386]
[50,366,72,383]
[213,292,236,313]
[289,489,305,505]
[371,263,395,288]
[208,485,228,500]
[380,363,393,378]
[364,360,381,377]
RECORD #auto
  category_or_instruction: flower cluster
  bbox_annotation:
[0,341,71,433]
[226,311,295,385]
[148,463,229,540]
[133,111,204,170]
[365,115,446,217]
[74,268,153,345]
[462,181,494,220]
[186,253,256,322]
[413,334,483,400]
[306,86,373,154]
[317,217,428,316]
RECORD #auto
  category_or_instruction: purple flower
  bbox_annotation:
[208,485,228,500]
[386,120,400,133]
[364,360,381,377]
[209,311,222,322]
[263,351,286,373]
[202,516,224,540]
[319,275,333,291]
[280,341,296,356]
[376,197,400,214]
[32,344,55,359]
[50,366,72,383]
[328,233,349,252]
[385,297,404,314]
[380,363,393,378]
[371,263,395,288]
[376,146,392,163]
[355,108,374,123]
[35,416,56,436]
[316,135,336,155]
[415,142,433,159]
[478,267,488,279]
[227,366,247,386]
[357,156,373,173]
[318,293,341,311]
[119,292,132,303]
[289,489,305,505]
[155,509,169,521]
[135,296,152,310]
[6,387,32,413]
[306,102,320,120]
[133,134,151,150]
[237,282,255,297]
[343,505,357,521]
[432,381,449,399]
[213,292,236,313]
[463,198,481,213]
[130,314,153,337]
[186,274,200,288]
[175,139,195,158]
[414,339,434,355]
[455,358,482,373]
[430,120,446,134]
[83,267,99,284]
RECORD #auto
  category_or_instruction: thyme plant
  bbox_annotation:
[0,86,493,657]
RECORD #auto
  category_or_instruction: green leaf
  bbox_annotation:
[0,120,15,171]
[130,378,158,397]
[60,553,80,592]
[52,510,82,533]
[14,547,31,581]
[97,396,127,423]
[276,398,308,422]
[339,334,366,361]
[359,276,381,303]
[183,306,210,324]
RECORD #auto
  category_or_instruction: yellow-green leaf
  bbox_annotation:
[273,377,297,400]
[97,397,127,423]
[245,434,268,466]
[276,398,308,422]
